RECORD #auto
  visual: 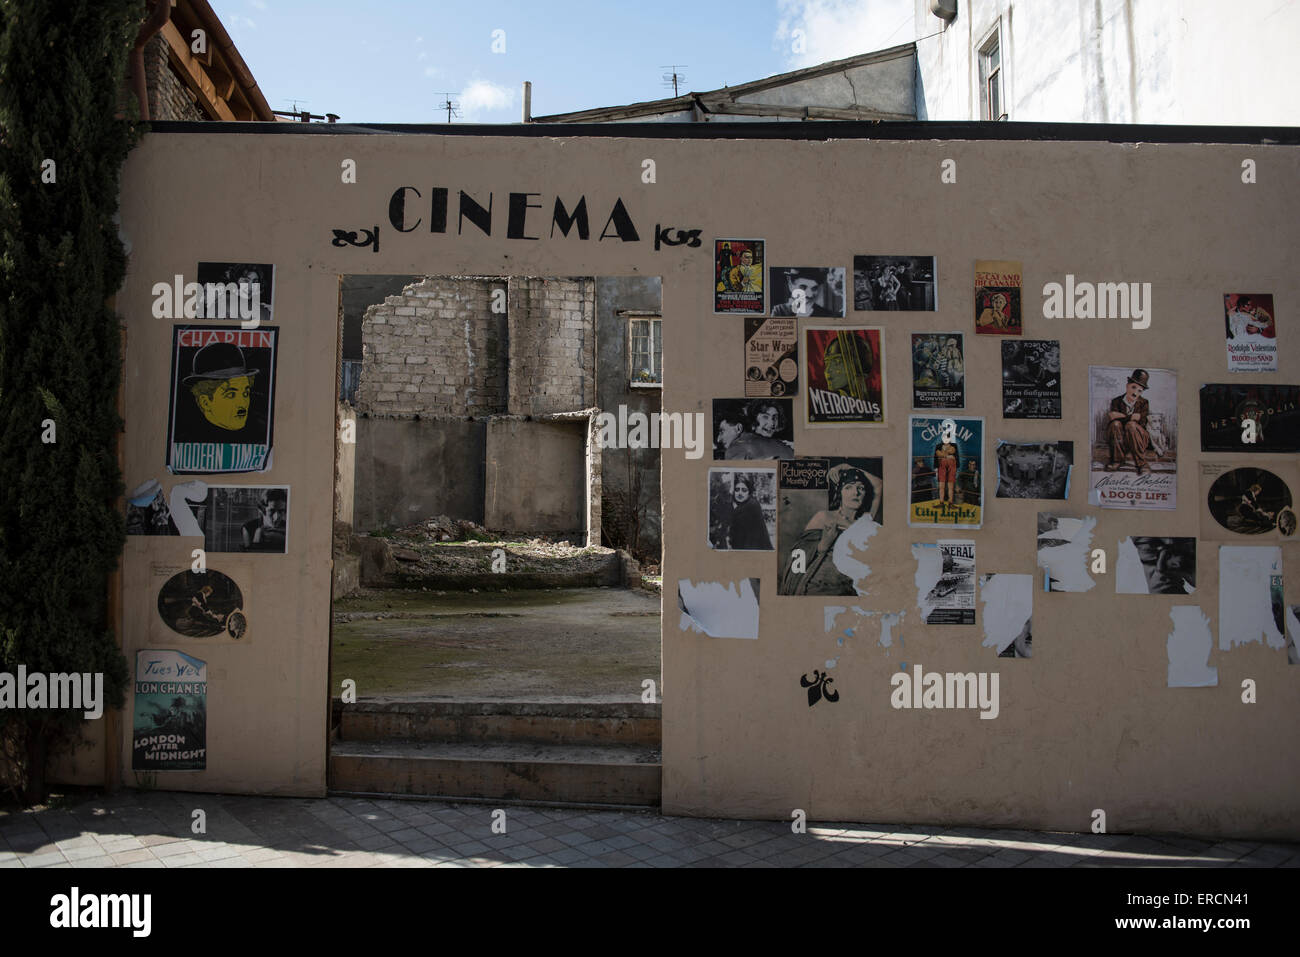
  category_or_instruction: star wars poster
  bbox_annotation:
[1224,293,1277,372]
[744,317,798,397]
[714,239,764,314]
[908,415,984,528]
[804,326,885,427]
[1088,365,1177,510]
[995,440,1073,500]
[707,468,777,551]
[776,457,883,597]
[911,332,965,409]
[1001,339,1061,418]
[166,325,278,474]
[768,266,845,317]
[133,650,206,772]
[852,255,936,311]
[1201,462,1298,542]
[974,260,1023,335]
[1199,384,1300,453]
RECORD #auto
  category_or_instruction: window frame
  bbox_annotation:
[977,23,1007,122]
[626,313,663,389]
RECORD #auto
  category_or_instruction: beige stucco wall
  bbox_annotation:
[117,130,1298,836]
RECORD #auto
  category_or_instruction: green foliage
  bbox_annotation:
[0,1,144,801]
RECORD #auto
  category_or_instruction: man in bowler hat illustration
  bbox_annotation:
[185,342,259,433]
[1105,369,1152,474]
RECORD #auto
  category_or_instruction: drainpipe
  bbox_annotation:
[130,0,172,121]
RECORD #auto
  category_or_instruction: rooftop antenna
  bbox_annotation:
[438,94,461,123]
[660,65,687,97]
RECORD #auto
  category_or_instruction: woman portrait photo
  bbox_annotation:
[779,463,881,595]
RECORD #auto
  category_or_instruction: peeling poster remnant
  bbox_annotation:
[1286,605,1300,666]
[912,541,975,624]
[1217,547,1284,650]
[980,574,1032,658]
[677,578,760,639]
[1036,513,1097,592]
[1116,537,1196,595]
[1167,607,1218,688]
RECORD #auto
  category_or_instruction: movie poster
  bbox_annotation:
[852,256,936,311]
[712,398,795,459]
[804,326,885,427]
[1088,365,1177,510]
[714,239,765,314]
[911,333,965,409]
[1115,537,1197,595]
[199,486,290,553]
[915,540,976,624]
[133,650,206,772]
[768,266,846,318]
[974,260,1023,335]
[195,261,274,325]
[1199,384,1300,453]
[995,440,1073,500]
[908,415,984,528]
[166,325,278,474]
[1224,293,1277,373]
[744,317,798,397]
[1201,463,1298,542]
[707,468,777,551]
[776,457,884,597]
[1001,339,1061,418]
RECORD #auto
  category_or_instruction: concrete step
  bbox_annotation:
[337,700,661,748]
[329,739,661,806]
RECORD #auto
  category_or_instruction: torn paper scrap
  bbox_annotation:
[831,514,881,597]
[980,573,1032,657]
[1116,537,1197,594]
[1218,546,1284,650]
[1287,605,1300,666]
[1167,606,1218,687]
[678,578,760,639]
[169,479,209,537]
[1036,513,1097,592]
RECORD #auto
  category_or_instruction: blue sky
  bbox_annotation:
[210,0,916,123]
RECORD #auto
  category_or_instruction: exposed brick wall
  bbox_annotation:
[357,276,594,417]
[356,277,508,416]
[507,278,595,415]
[144,34,204,122]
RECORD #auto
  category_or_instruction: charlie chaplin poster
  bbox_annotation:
[714,239,764,314]
[908,415,983,528]
[132,650,206,772]
[804,326,885,427]
[768,266,845,317]
[167,325,278,474]
[1088,365,1177,510]
[776,457,883,597]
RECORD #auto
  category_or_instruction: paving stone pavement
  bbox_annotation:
[0,791,1296,869]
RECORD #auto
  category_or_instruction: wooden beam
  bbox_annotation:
[160,20,236,121]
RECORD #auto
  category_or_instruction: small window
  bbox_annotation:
[629,316,662,387]
[978,29,1005,121]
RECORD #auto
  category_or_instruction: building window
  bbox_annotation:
[979,28,1005,121]
[629,316,662,387]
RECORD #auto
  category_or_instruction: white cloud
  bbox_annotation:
[417,51,428,61]
[458,79,515,120]
[774,0,915,69]
[423,65,438,77]
[248,0,266,10]
[230,14,257,30]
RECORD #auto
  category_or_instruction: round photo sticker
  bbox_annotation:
[1207,467,1293,536]
[157,569,246,638]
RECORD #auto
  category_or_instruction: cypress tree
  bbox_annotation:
[0,2,143,801]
